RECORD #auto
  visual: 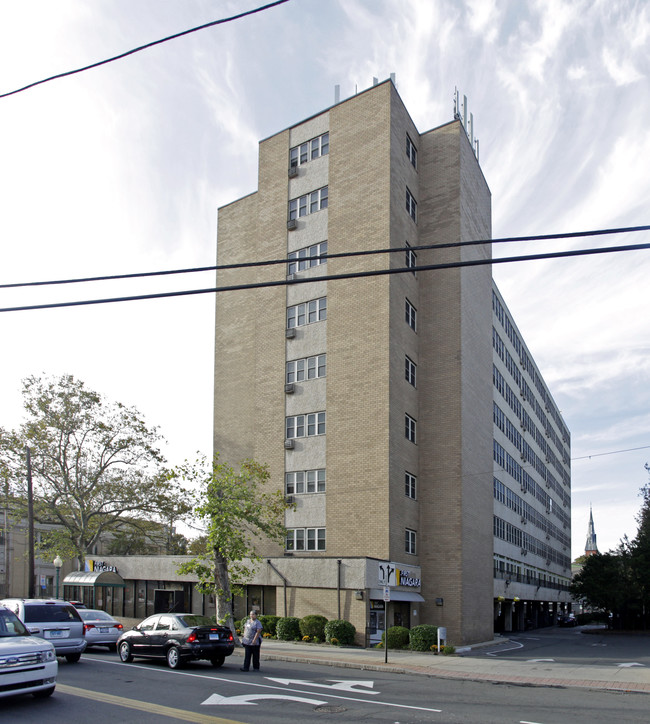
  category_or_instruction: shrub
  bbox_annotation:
[299,615,328,640]
[324,619,356,645]
[442,645,456,655]
[382,626,410,649]
[276,616,301,641]
[259,615,280,637]
[409,624,438,652]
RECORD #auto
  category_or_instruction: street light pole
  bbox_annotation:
[53,555,63,599]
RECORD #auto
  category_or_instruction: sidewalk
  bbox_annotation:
[115,618,650,693]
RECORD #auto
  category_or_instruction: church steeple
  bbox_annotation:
[585,506,598,556]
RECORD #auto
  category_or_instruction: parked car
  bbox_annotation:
[117,613,235,669]
[67,601,87,609]
[0,599,86,663]
[78,609,123,651]
[0,604,58,699]
[558,613,577,627]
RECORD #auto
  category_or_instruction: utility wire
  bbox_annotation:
[572,445,650,461]
[1,224,649,291]
[0,0,291,99]
[1,239,649,314]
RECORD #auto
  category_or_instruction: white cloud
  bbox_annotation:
[602,47,644,86]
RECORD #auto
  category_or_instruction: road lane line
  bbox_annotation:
[55,683,245,724]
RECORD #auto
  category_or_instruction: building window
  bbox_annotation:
[286,527,326,551]
[405,528,417,555]
[405,356,416,387]
[405,242,417,275]
[290,133,329,167]
[405,414,416,443]
[287,354,326,383]
[288,241,327,274]
[286,469,326,494]
[406,187,417,222]
[286,412,326,439]
[287,297,327,328]
[405,299,417,331]
[406,135,417,168]
[289,186,328,220]
[405,472,417,499]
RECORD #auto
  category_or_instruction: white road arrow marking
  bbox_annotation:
[266,677,379,694]
[617,662,645,668]
[527,659,555,663]
[202,692,328,707]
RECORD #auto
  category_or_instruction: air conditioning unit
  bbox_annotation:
[284,439,295,449]
[285,383,295,394]
[286,273,295,281]
[287,218,298,231]
[520,548,527,556]
[519,388,525,397]
[520,452,526,461]
[545,429,550,437]
[520,419,525,429]
[520,485,526,493]
[288,165,299,178]
[285,495,295,504]
[285,327,296,339]
[521,516,526,524]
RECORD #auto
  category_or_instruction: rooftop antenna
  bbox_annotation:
[453,87,480,162]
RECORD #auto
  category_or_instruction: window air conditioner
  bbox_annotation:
[288,165,299,178]
[285,327,296,339]
[284,439,295,449]
[520,548,527,556]
[287,218,298,231]
[521,517,526,524]
[285,383,295,394]
[286,273,295,281]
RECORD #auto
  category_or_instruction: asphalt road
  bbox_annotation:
[2,637,648,724]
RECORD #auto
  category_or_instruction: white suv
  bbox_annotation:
[0,599,86,663]
[0,605,58,699]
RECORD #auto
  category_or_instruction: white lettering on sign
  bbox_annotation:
[399,570,421,587]
[93,561,118,573]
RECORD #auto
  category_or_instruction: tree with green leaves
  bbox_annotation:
[171,454,287,636]
[0,374,189,569]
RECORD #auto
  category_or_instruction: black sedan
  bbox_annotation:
[116,613,235,669]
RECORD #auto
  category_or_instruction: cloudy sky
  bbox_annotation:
[1,0,649,559]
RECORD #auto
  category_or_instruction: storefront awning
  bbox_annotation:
[369,588,425,602]
[62,570,126,588]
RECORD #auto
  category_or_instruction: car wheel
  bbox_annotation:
[119,641,133,663]
[65,653,81,663]
[166,646,183,669]
[33,686,55,698]
[210,655,225,668]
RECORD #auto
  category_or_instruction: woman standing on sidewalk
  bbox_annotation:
[240,610,263,671]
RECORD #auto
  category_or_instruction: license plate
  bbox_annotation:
[209,633,221,640]
[99,627,110,633]
[47,629,68,639]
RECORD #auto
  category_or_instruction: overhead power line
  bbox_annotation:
[0,0,291,99]
[1,239,649,314]
[1,224,649,291]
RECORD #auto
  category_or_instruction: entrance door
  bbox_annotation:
[368,610,385,645]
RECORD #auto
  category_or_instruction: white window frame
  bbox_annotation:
[405,299,417,331]
[288,186,328,220]
[406,187,417,222]
[406,134,417,168]
[286,527,326,551]
[405,528,417,555]
[287,297,327,328]
[405,242,417,275]
[405,355,416,387]
[286,469,326,495]
[286,354,326,383]
[288,241,327,274]
[290,133,329,168]
[405,414,417,443]
[286,412,326,439]
[405,471,417,499]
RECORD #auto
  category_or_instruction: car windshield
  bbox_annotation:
[80,610,114,622]
[23,604,81,623]
[0,608,29,637]
[177,615,216,628]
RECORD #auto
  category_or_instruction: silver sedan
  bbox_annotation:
[78,609,124,651]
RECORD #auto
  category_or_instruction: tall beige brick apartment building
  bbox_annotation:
[214,79,572,646]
